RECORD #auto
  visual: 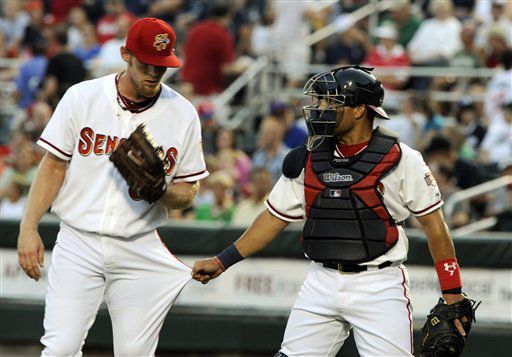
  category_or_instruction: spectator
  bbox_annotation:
[475,0,511,52]
[480,102,512,167]
[0,0,29,57]
[271,0,323,87]
[252,117,289,184]
[194,170,234,223]
[67,6,91,51]
[450,20,481,68]
[387,0,422,48]
[408,0,462,89]
[21,0,47,53]
[442,125,475,161]
[0,144,38,197]
[49,0,81,25]
[417,100,447,150]
[269,101,307,149]
[181,4,237,96]
[487,161,512,232]
[378,95,425,149]
[146,0,185,24]
[96,0,136,44]
[40,29,87,109]
[196,101,218,156]
[232,168,272,226]
[73,23,101,68]
[25,101,53,140]
[430,164,470,228]
[0,179,27,220]
[325,25,368,66]
[425,135,484,190]
[455,99,487,151]
[484,48,512,120]
[250,2,276,58]
[364,24,410,90]
[482,25,509,68]
[95,14,131,76]
[13,39,48,109]
[210,127,252,188]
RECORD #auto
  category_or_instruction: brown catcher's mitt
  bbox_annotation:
[110,124,169,203]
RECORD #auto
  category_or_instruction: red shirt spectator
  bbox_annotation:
[181,19,235,95]
[364,25,410,90]
[96,0,136,44]
[49,0,81,24]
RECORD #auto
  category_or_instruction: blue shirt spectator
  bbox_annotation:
[14,52,47,109]
[74,44,101,64]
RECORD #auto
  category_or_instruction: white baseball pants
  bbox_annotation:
[40,223,191,357]
[280,262,414,357]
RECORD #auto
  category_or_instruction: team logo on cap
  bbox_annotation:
[153,33,170,51]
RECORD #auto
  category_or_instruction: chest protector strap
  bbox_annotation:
[302,127,402,264]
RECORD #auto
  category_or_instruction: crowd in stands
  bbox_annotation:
[0,0,510,232]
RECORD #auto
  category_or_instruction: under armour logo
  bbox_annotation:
[444,262,457,276]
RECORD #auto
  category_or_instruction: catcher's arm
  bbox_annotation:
[192,209,289,283]
[161,181,199,209]
[416,208,467,336]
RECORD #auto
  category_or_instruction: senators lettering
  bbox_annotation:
[78,127,94,156]
[78,129,179,177]
[165,147,178,176]
[79,128,121,157]
[93,134,106,155]
[105,136,119,155]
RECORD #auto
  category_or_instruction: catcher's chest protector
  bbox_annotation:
[303,128,402,263]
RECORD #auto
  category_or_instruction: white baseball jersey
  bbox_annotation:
[267,138,441,356]
[37,74,208,237]
[265,140,443,265]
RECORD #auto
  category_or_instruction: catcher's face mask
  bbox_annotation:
[303,70,350,150]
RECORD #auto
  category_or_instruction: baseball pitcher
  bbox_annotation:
[17,18,208,356]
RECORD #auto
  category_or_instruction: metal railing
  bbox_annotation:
[209,0,499,128]
[305,0,395,46]
[445,175,512,237]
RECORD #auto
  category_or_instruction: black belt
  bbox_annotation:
[322,260,393,273]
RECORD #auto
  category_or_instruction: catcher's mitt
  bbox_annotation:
[110,124,169,203]
[420,297,481,357]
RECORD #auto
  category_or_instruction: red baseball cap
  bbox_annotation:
[126,18,181,68]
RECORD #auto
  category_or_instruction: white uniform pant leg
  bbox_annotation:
[104,231,192,357]
[280,262,351,357]
[41,227,106,357]
[345,265,414,357]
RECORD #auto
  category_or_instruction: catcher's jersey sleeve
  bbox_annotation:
[172,110,208,183]
[265,173,305,222]
[401,146,443,216]
[37,86,79,161]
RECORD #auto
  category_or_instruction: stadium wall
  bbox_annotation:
[1,219,511,356]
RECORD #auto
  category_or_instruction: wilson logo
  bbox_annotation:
[323,173,353,183]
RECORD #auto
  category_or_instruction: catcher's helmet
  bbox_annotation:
[302,66,389,148]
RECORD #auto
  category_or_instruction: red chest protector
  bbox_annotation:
[302,127,402,263]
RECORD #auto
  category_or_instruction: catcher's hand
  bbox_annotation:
[110,124,169,203]
[420,296,481,357]
[191,258,224,284]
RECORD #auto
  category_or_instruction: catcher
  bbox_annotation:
[17,18,208,355]
[192,66,480,356]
